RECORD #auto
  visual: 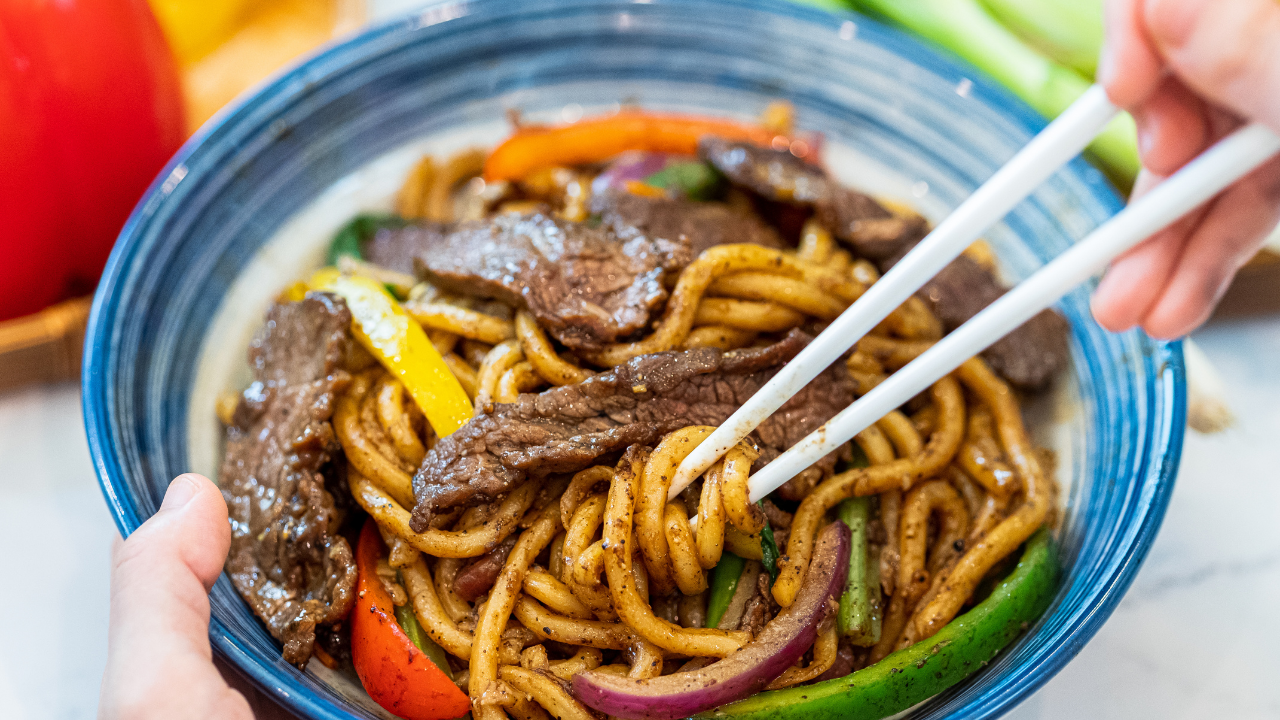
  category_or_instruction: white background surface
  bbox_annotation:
[1,314,1277,719]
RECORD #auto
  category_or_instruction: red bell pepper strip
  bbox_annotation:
[483,111,780,181]
[352,520,471,720]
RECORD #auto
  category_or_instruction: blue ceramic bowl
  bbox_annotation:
[83,0,1185,718]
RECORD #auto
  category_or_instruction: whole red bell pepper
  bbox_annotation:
[352,519,471,720]
[0,0,185,321]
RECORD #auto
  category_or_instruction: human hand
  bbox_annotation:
[1090,0,1280,339]
[99,473,292,720]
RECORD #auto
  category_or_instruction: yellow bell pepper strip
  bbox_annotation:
[281,281,309,303]
[310,268,472,437]
[483,111,781,181]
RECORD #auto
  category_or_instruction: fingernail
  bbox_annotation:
[1096,50,1115,89]
[1138,127,1156,160]
[161,474,202,511]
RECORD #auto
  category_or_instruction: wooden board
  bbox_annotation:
[0,297,92,393]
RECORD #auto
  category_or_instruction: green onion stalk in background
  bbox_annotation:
[978,0,1103,78]
[797,0,1138,192]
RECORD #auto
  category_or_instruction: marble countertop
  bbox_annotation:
[2,313,1277,719]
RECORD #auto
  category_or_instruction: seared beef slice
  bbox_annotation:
[698,136,831,204]
[410,330,855,530]
[700,137,1067,391]
[220,294,357,667]
[915,254,1069,391]
[404,212,682,351]
[698,136,926,261]
[592,188,784,258]
[364,220,447,274]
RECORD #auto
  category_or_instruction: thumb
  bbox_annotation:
[1142,0,1280,132]
[99,474,251,720]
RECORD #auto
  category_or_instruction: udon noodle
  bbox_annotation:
[219,106,1063,720]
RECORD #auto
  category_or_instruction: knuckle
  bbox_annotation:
[1190,2,1278,90]
[1254,156,1280,202]
[1199,40,1255,91]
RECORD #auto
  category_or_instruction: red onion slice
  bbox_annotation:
[572,520,850,720]
[590,151,679,196]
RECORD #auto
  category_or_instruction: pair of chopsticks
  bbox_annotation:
[671,85,1280,502]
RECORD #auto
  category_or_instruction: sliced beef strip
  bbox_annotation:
[760,499,793,530]
[220,293,358,667]
[908,253,1070,391]
[409,330,856,531]
[400,212,685,351]
[814,642,856,683]
[983,310,1071,391]
[453,535,518,602]
[592,188,784,259]
[737,571,781,638]
[698,136,830,204]
[364,221,449,275]
[814,186,929,261]
[698,137,924,260]
[701,136,1069,389]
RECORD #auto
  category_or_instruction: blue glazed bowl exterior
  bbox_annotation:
[83,1,1185,718]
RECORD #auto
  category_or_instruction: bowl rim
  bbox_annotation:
[83,1,1186,718]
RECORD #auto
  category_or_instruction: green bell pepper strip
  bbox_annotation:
[705,552,748,628]
[643,161,724,201]
[835,497,881,646]
[844,0,1138,190]
[394,600,454,679]
[699,527,1059,720]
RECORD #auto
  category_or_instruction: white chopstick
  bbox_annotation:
[744,121,1280,502]
[669,85,1121,499]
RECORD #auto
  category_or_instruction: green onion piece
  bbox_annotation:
[394,598,453,679]
[977,0,1102,77]
[790,0,852,13]
[760,512,782,584]
[835,497,882,646]
[705,552,748,628]
[846,0,1138,189]
[697,528,1060,720]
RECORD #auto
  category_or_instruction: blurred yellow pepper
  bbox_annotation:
[147,0,257,66]
[148,0,365,133]
[310,268,473,438]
